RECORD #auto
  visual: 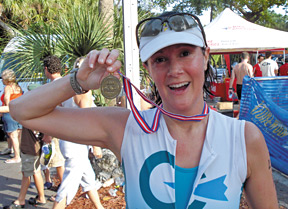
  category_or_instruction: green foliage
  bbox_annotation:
[4,25,59,80]
[56,6,113,67]
[144,0,287,24]
[1,1,113,81]
[256,10,288,31]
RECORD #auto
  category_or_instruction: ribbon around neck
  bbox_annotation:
[119,72,210,134]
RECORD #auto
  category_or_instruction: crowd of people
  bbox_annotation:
[1,57,104,209]
[229,49,287,111]
[0,10,283,209]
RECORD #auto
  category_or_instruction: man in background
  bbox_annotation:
[229,52,253,102]
[43,56,104,209]
[253,54,264,77]
[228,52,253,118]
[260,51,279,77]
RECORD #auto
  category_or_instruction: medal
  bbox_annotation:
[100,74,122,99]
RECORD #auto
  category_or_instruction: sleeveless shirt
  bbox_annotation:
[1,85,22,106]
[121,109,247,209]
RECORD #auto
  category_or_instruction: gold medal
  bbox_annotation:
[100,74,121,99]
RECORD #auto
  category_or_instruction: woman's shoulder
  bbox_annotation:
[210,109,242,125]
[244,121,268,177]
[244,121,265,150]
[4,84,13,92]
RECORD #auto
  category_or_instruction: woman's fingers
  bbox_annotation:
[77,49,122,89]
[106,49,120,65]
[86,48,120,69]
[86,50,100,68]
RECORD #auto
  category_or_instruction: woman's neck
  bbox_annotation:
[162,97,206,118]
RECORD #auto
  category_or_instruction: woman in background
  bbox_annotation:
[0,69,22,163]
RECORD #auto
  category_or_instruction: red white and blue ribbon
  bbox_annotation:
[119,72,210,134]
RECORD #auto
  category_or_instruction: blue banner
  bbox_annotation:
[240,76,288,175]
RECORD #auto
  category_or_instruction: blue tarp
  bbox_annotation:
[240,76,288,175]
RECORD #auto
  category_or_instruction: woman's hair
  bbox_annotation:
[1,69,17,84]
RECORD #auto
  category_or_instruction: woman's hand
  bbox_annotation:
[92,146,103,159]
[76,48,122,91]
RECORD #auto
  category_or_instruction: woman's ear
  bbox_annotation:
[204,47,210,71]
[142,62,150,74]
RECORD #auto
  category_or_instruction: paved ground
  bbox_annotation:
[0,140,287,209]
[0,141,55,209]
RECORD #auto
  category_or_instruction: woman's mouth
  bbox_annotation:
[168,82,190,91]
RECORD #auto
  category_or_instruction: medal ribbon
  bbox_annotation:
[119,72,210,134]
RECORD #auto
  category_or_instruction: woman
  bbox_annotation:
[10,12,278,208]
[0,69,22,163]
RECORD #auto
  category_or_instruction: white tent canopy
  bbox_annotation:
[204,8,288,54]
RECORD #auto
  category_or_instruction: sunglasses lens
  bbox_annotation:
[169,15,198,31]
[140,19,162,37]
[169,15,186,31]
[184,15,198,28]
[137,14,206,47]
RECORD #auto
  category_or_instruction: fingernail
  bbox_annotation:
[99,59,104,63]
[107,67,113,72]
[90,64,93,68]
[107,59,112,64]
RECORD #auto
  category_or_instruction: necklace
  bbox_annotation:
[120,72,210,134]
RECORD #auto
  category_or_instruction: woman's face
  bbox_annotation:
[144,44,210,114]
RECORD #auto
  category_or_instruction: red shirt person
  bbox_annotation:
[279,58,288,76]
[253,55,264,77]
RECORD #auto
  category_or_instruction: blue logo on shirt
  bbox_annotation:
[139,151,228,208]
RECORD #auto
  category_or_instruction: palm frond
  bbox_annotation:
[56,6,113,67]
[5,25,59,80]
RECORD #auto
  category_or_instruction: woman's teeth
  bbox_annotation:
[169,82,190,90]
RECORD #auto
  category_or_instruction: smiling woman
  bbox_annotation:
[10,11,279,209]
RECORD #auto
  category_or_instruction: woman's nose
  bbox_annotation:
[167,60,184,77]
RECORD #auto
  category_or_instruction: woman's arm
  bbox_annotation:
[244,121,278,208]
[9,49,129,159]
[0,106,9,113]
[0,85,12,113]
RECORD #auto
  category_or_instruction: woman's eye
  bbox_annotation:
[155,57,166,63]
[180,51,190,57]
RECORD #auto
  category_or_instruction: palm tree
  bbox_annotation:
[56,5,112,68]
[4,25,59,80]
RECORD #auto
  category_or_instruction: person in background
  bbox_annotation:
[42,55,65,201]
[45,56,104,209]
[260,51,279,77]
[253,54,264,77]
[0,69,22,163]
[229,52,253,102]
[3,83,46,209]
[279,57,288,76]
[10,12,278,208]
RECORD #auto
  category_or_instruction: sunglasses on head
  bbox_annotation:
[136,13,207,48]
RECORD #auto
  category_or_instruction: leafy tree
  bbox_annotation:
[143,0,287,23]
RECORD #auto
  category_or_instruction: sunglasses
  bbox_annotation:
[136,13,207,48]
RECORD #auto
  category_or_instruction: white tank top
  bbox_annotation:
[121,109,247,209]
